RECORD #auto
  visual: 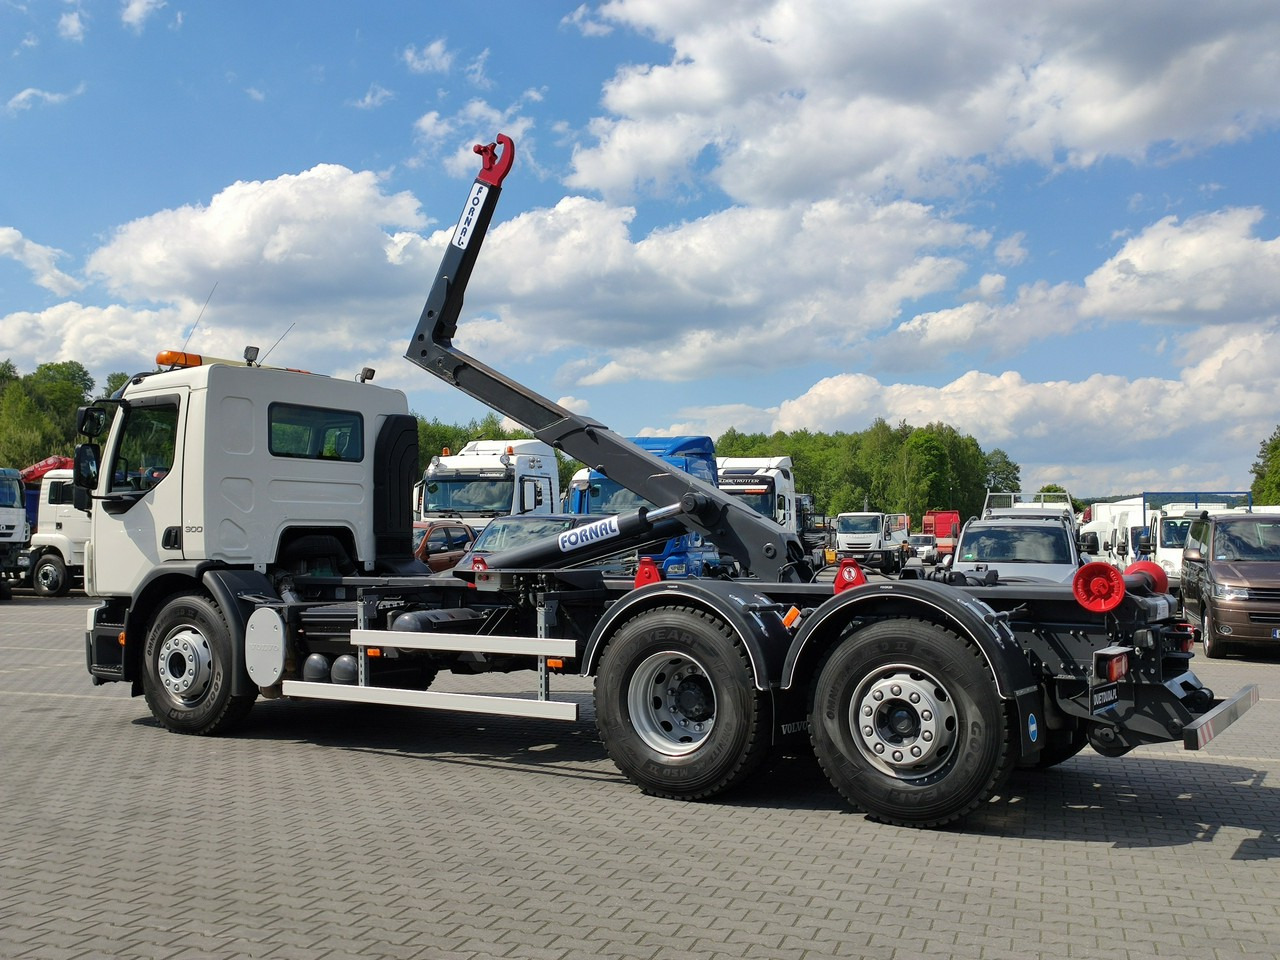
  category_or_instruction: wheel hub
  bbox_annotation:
[852,666,957,778]
[157,628,214,701]
[627,651,717,756]
[35,564,62,591]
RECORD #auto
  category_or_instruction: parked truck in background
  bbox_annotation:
[716,456,796,531]
[0,467,30,601]
[68,133,1257,829]
[17,468,93,596]
[414,438,559,531]
[833,510,911,573]
[922,509,961,560]
[570,436,720,578]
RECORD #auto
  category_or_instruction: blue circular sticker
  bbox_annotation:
[1027,713,1039,742]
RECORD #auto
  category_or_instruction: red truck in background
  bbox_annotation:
[923,509,962,559]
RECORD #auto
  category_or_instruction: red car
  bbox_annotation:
[411,519,478,572]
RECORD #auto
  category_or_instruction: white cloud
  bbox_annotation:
[0,227,83,296]
[1082,208,1280,323]
[121,0,165,33]
[349,84,394,110]
[58,12,86,42]
[403,39,452,74]
[5,83,85,114]
[568,1,1280,205]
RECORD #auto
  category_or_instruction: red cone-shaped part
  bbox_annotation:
[634,556,662,588]
[1073,561,1126,613]
[833,558,867,594]
[1124,560,1169,595]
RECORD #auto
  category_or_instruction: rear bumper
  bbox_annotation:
[1183,684,1260,749]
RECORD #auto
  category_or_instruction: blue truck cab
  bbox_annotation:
[567,436,721,578]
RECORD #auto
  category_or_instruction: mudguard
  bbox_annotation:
[582,579,793,691]
[201,568,280,697]
[783,579,1045,760]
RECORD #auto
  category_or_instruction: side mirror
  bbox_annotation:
[1138,533,1152,553]
[1182,546,1203,563]
[1116,541,1128,557]
[1080,532,1100,554]
[75,404,110,437]
[73,443,100,490]
[941,554,953,569]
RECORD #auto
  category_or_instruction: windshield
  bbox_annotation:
[909,535,934,547]
[1160,518,1191,548]
[838,515,881,535]
[0,478,20,509]
[473,517,584,553]
[1211,519,1280,561]
[580,477,654,514]
[424,477,513,514]
[958,525,1073,564]
[728,490,774,519]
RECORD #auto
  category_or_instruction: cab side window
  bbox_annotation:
[110,403,179,493]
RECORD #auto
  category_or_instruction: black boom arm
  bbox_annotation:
[405,135,813,582]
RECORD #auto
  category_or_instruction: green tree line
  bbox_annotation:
[417,411,1022,525]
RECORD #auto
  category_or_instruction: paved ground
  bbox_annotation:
[2,589,1278,960]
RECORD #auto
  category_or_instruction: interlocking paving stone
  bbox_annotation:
[3,592,1278,960]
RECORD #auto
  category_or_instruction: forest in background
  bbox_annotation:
[6,358,1280,521]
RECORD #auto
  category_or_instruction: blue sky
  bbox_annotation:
[4,0,1280,498]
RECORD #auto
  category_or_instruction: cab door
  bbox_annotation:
[88,390,188,596]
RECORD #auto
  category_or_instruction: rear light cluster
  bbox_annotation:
[1094,646,1131,683]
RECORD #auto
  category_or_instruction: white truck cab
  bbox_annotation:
[79,351,414,599]
[20,469,93,596]
[416,439,559,531]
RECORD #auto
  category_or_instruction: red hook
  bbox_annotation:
[474,134,515,186]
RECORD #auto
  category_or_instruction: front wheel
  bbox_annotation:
[1200,606,1231,659]
[143,594,256,735]
[595,606,771,800]
[809,618,1017,827]
[32,553,70,597]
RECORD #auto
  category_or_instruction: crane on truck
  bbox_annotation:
[70,134,1257,828]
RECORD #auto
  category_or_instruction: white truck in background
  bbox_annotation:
[716,457,797,532]
[833,510,911,573]
[18,468,93,596]
[415,439,559,531]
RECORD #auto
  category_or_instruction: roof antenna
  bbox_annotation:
[182,282,218,352]
[259,321,296,365]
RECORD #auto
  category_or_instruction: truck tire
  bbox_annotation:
[808,618,1017,827]
[595,606,770,801]
[142,594,257,735]
[32,553,70,598]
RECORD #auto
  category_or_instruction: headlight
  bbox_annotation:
[1212,582,1250,601]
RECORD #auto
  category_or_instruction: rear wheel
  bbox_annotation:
[143,594,256,735]
[32,553,70,597]
[809,618,1017,827]
[595,606,770,800]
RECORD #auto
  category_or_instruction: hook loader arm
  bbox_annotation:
[404,134,813,582]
